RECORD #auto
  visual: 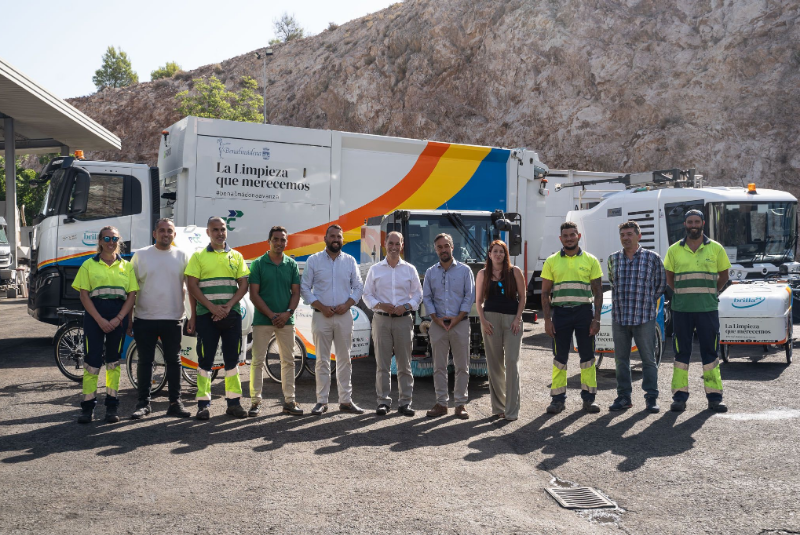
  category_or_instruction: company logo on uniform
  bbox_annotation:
[732,297,765,308]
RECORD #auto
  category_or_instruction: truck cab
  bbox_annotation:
[361,209,522,376]
[27,156,157,324]
[565,172,798,283]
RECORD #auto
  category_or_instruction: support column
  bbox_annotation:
[4,116,17,270]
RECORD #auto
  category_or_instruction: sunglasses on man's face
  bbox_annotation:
[102,236,120,243]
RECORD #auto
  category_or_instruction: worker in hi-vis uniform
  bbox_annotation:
[541,221,603,415]
[664,209,731,413]
[185,216,250,420]
[73,225,138,424]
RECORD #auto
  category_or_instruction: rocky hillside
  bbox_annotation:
[68,0,800,196]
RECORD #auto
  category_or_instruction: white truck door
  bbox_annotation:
[57,169,136,299]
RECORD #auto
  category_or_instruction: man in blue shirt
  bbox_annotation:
[607,220,666,413]
[422,233,476,419]
[300,224,365,416]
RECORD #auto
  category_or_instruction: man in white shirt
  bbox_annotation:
[300,224,365,415]
[129,218,191,419]
[362,231,423,416]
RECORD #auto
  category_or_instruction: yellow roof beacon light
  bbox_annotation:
[74,150,85,160]
[747,183,757,194]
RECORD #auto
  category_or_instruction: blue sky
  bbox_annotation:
[1,0,400,99]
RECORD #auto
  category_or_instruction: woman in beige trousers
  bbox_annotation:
[476,240,526,421]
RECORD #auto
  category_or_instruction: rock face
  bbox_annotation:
[69,0,800,196]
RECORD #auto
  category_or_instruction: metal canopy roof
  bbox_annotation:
[0,57,121,154]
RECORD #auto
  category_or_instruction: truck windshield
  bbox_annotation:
[404,214,493,274]
[708,202,797,264]
[40,168,67,217]
[0,226,7,245]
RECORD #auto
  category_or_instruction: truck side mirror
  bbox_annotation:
[68,171,90,218]
[508,223,522,256]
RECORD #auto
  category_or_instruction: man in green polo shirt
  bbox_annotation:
[248,226,302,416]
[664,209,731,413]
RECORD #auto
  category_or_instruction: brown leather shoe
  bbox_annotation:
[455,405,469,419]
[426,403,448,417]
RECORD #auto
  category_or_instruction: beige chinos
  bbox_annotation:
[250,324,297,403]
[482,310,522,419]
[373,313,414,406]
[312,312,354,404]
[428,319,470,406]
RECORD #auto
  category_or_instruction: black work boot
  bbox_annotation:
[105,405,120,423]
[77,400,96,424]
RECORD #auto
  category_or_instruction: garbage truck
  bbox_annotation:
[27,116,550,328]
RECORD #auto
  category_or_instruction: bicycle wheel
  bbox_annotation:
[265,335,306,383]
[54,322,85,382]
[181,366,219,386]
[126,340,168,394]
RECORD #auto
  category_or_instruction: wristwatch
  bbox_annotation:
[286,308,295,315]
[403,303,411,311]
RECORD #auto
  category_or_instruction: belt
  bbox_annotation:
[375,311,411,317]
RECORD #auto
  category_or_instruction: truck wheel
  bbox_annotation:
[719,343,730,363]
[654,325,664,368]
[786,322,793,365]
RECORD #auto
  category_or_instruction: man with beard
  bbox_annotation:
[541,221,603,414]
[422,233,476,419]
[129,218,192,419]
[362,231,423,416]
[301,224,365,415]
[248,226,303,416]
[664,209,731,412]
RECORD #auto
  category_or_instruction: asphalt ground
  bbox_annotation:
[2,296,800,534]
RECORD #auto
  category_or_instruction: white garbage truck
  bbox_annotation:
[27,117,549,366]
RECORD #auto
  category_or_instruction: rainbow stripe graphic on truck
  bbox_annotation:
[236,142,510,260]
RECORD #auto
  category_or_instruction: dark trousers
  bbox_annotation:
[552,304,596,402]
[196,312,242,408]
[671,310,722,403]
[133,318,183,404]
[83,299,126,409]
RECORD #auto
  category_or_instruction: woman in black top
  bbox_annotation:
[476,240,526,421]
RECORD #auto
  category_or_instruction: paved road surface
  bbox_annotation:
[2,297,799,534]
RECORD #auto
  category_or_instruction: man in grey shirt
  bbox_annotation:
[300,224,365,416]
[129,218,191,419]
[422,233,476,419]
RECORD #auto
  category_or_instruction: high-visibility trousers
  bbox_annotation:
[551,304,597,402]
[671,310,723,402]
[81,298,126,411]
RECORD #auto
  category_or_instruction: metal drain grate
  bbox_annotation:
[545,487,616,509]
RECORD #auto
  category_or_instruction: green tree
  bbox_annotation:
[0,156,53,224]
[175,76,264,123]
[151,61,181,81]
[270,12,305,45]
[92,46,139,90]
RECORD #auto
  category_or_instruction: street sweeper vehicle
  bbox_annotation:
[360,208,524,377]
[559,169,797,365]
